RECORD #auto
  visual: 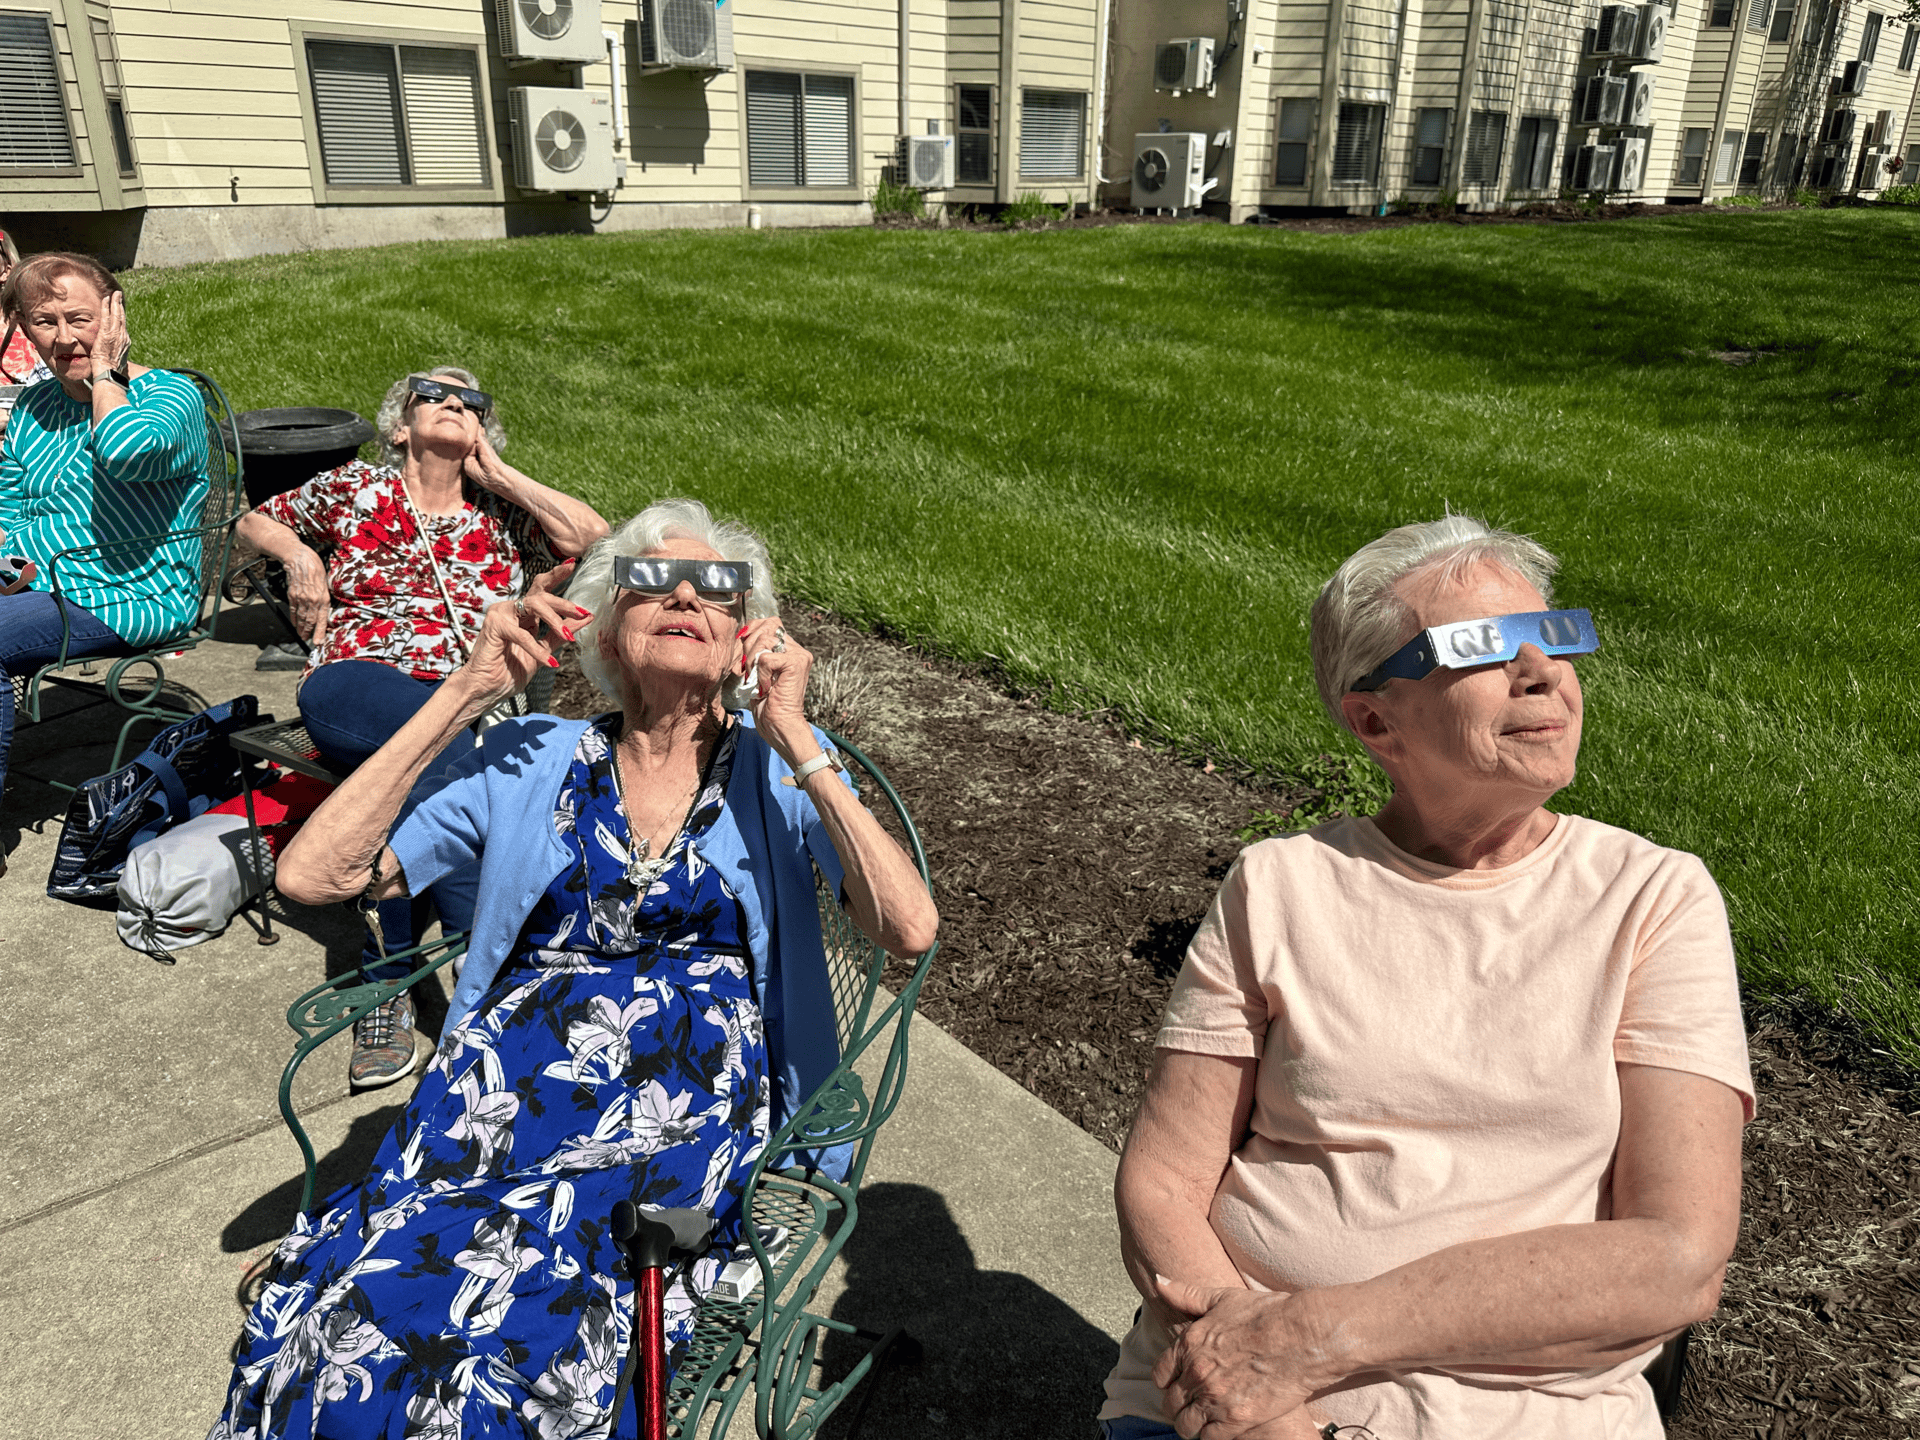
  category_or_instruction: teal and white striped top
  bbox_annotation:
[0,370,209,646]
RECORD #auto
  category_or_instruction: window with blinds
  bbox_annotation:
[1713,129,1744,185]
[1461,110,1507,185]
[745,70,855,188]
[306,39,488,191]
[1748,0,1774,32]
[1274,97,1315,185]
[1900,23,1917,67]
[1411,108,1449,185]
[1018,90,1085,179]
[1511,116,1557,189]
[1330,103,1383,183]
[1859,11,1883,60]
[88,14,135,178]
[1738,131,1768,183]
[956,84,992,185]
[1677,127,1709,184]
[0,11,76,172]
[1708,0,1736,25]
[1768,0,1798,41]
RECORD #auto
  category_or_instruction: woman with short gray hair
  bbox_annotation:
[235,364,608,1088]
[1103,515,1752,1439]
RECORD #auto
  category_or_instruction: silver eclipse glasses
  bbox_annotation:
[612,556,755,602]
[1349,608,1599,693]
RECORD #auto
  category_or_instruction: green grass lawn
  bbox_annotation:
[126,209,1919,1061]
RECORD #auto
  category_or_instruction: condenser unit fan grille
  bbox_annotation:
[910,144,947,186]
[536,109,588,171]
[1155,45,1189,87]
[519,0,574,40]
[1136,146,1171,191]
[661,0,715,59]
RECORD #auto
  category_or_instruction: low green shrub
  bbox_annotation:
[871,177,926,220]
[1000,191,1061,226]
[1790,187,1824,208]
[1717,193,1763,208]
[1878,182,1920,205]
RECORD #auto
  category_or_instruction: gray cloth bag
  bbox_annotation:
[116,811,272,961]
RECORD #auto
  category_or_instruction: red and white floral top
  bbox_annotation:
[255,460,557,684]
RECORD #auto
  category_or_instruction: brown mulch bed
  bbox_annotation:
[552,608,1919,1437]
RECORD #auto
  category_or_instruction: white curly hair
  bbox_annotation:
[572,498,780,710]
[373,365,508,468]
[1309,515,1560,735]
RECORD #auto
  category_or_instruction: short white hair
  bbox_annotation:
[374,365,508,468]
[1309,515,1559,732]
[572,497,779,708]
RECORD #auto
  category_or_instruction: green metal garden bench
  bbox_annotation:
[276,728,939,1438]
[11,367,246,790]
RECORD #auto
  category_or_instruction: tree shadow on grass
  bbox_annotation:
[816,1182,1118,1439]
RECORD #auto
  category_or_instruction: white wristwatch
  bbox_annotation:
[782,750,845,787]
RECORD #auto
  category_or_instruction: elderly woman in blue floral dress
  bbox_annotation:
[208,498,938,1439]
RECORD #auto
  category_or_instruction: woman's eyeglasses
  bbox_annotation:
[405,374,492,416]
[613,556,754,604]
[1350,608,1599,692]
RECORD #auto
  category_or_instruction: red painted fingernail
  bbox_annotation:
[547,656,560,669]
[561,628,574,642]
[574,607,592,618]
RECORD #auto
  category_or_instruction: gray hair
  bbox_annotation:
[374,365,509,468]
[1309,515,1559,733]
[573,497,780,709]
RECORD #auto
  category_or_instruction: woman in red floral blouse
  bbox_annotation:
[237,365,607,1087]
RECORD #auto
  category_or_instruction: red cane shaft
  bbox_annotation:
[641,1267,667,1440]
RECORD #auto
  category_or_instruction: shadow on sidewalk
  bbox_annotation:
[220,1100,408,1255]
[818,1182,1118,1438]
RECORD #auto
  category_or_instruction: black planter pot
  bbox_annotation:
[237,407,376,508]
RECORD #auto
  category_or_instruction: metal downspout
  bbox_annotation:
[900,0,913,137]
[1000,0,1021,200]
[604,28,626,149]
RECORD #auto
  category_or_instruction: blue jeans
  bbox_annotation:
[0,590,130,795]
[1100,1419,1180,1439]
[298,659,478,981]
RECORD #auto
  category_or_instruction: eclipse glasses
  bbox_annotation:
[1349,608,1599,692]
[613,556,755,602]
[405,374,493,417]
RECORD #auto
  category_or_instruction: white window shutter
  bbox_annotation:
[309,41,408,186]
[802,74,854,186]
[0,13,75,169]
[1019,90,1086,179]
[400,48,488,187]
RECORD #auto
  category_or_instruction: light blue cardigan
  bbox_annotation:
[388,711,856,1177]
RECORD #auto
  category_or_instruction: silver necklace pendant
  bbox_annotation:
[625,840,672,889]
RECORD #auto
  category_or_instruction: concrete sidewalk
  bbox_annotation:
[0,603,1136,1439]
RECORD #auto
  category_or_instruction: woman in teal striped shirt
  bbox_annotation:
[0,252,208,834]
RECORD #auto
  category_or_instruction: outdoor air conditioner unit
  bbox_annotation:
[640,0,734,69]
[1824,108,1857,143]
[1154,37,1216,93]
[1623,70,1657,127]
[1592,5,1639,56]
[1633,3,1670,62]
[1578,74,1629,125]
[1131,132,1209,209]
[495,0,604,64]
[1838,60,1871,94]
[900,133,955,189]
[1613,134,1647,189]
[509,86,617,191]
[1571,143,1617,189]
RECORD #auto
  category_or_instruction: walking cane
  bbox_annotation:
[609,1202,715,1440]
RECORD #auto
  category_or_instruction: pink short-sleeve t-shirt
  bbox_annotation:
[1101,812,1755,1440]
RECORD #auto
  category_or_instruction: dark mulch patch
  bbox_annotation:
[550,608,1919,1436]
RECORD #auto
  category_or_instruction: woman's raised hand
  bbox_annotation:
[738,616,816,763]
[91,290,130,380]
[455,559,587,715]
[462,432,504,492]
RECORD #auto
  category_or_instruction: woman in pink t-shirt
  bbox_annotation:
[1103,516,1753,1440]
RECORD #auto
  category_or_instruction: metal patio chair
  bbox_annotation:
[275,729,939,1438]
[11,367,245,791]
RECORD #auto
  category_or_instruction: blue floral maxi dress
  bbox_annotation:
[212,718,771,1440]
